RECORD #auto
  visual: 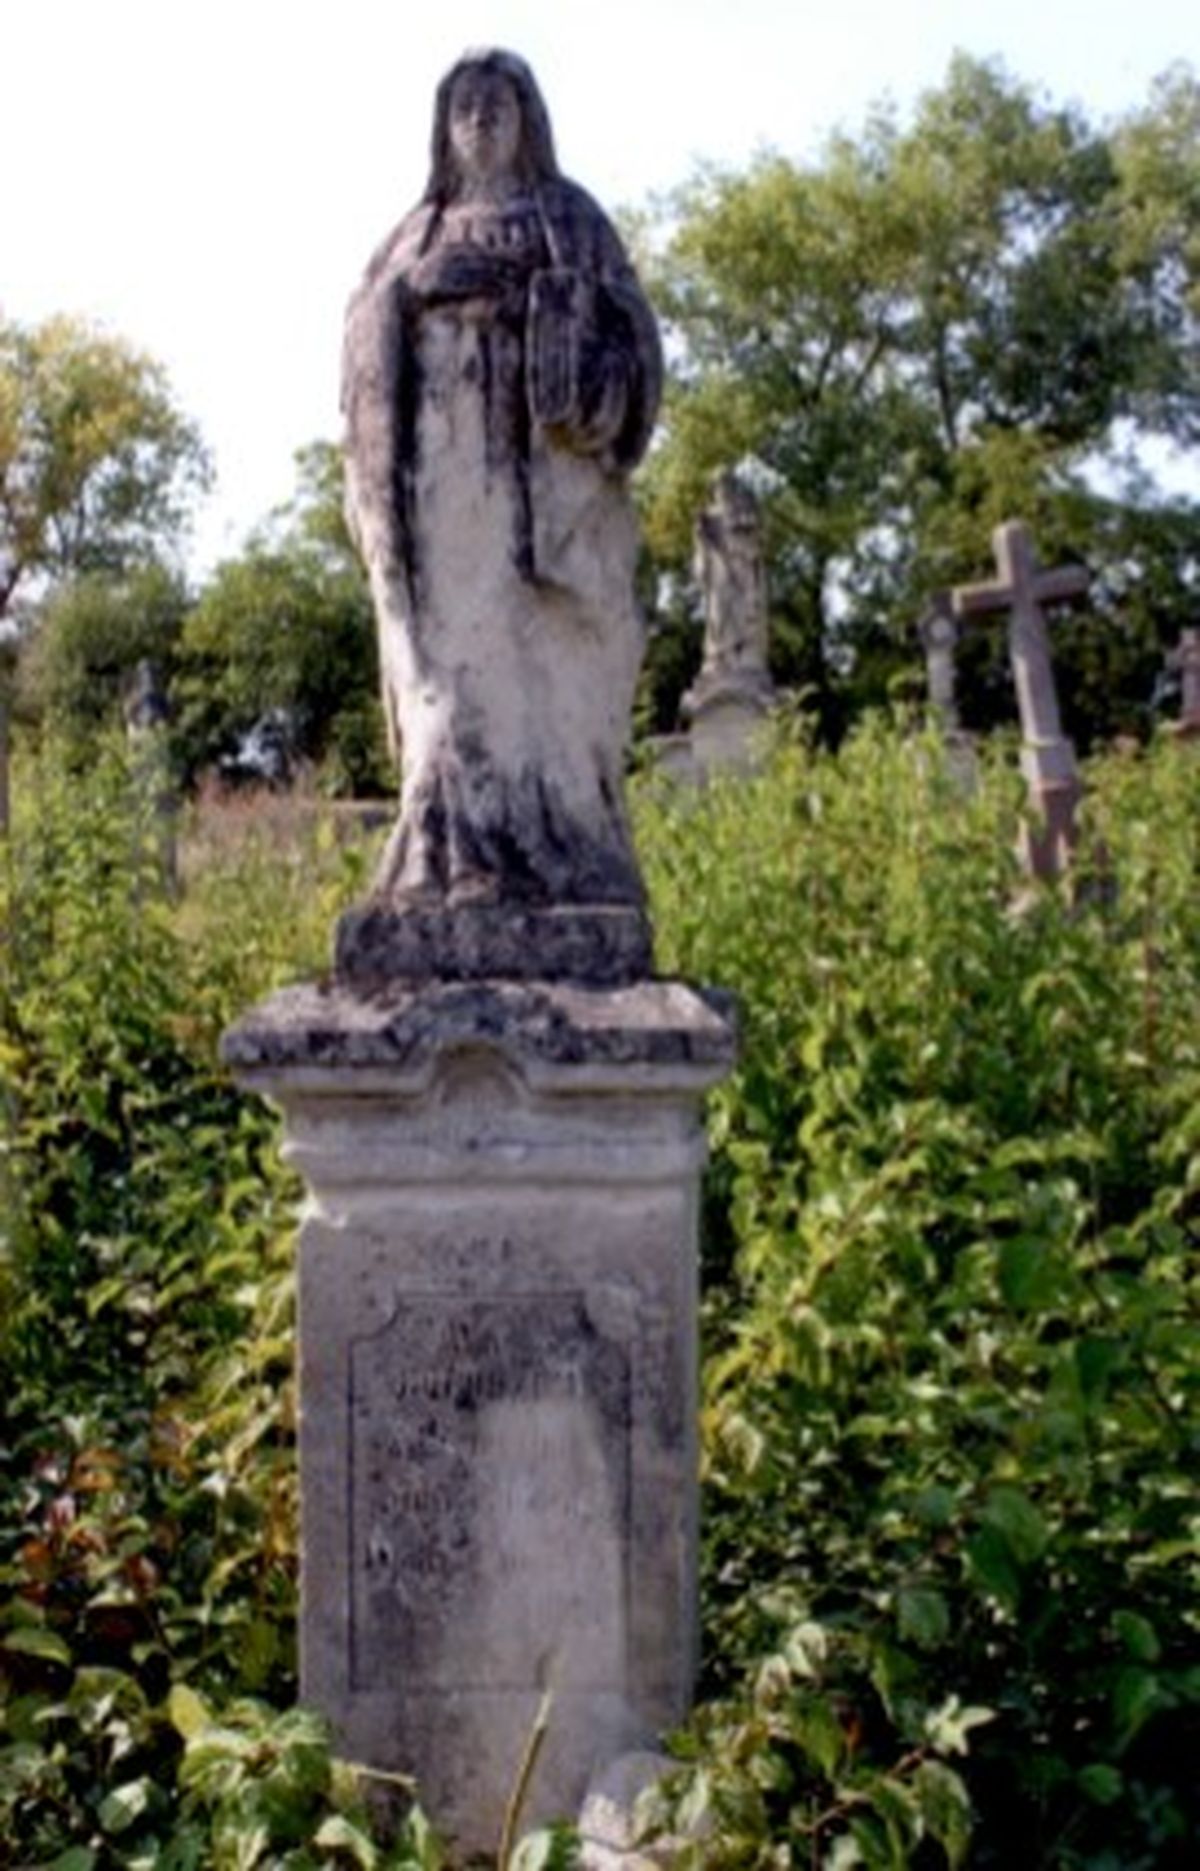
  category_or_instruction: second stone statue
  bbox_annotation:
[339,48,663,985]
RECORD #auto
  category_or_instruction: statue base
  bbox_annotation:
[335,901,653,987]
[680,671,774,777]
[221,976,736,1856]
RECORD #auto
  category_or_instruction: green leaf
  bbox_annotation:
[783,1619,830,1678]
[896,1586,950,1650]
[1112,1666,1161,1745]
[42,1852,98,1871]
[98,1775,153,1834]
[1,1626,73,1665]
[998,1237,1061,1310]
[911,1485,956,1528]
[1078,1762,1124,1805]
[847,1813,893,1870]
[868,1777,920,1852]
[1113,1611,1161,1662]
[1075,1336,1124,1401]
[796,1696,846,1778]
[914,1759,972,1868]
[980,1486,1048,1565]
[314,1814,378,1867]
[509,1827,578,1871]
[167,1681,212,1739]
[965,1527,1022,1610]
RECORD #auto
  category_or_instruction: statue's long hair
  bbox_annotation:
[424,48,560,208]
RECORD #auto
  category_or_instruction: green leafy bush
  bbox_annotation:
[2,722,1197,1866]
[637,721,1199,1867]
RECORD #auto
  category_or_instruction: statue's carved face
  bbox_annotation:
[448,70,522,187]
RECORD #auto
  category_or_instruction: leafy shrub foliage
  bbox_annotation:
[637,721,1199,1867]
[2,724,1197,1866]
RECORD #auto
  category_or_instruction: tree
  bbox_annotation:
[637,57,1200,744]
[19,562,187,743]
[0,313,208,627]
[172,443,387,793]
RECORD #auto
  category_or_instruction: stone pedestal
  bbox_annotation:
[679,671,774,777]
[223,977,735,1858]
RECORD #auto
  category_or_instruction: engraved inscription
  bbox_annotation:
[349,1290,630,1691]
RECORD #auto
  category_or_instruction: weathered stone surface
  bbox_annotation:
[219,49,738,1859]
[916,594,977,793]
[335,900,652,987]
[952,520,1091,880]
[1167,627,1200,737]
[222,976,736,1081]
[224,981,736,1856]
[579,1750,688,1866]
[919,593,960,730]
[672,470,775,778]
[340,47,662,954]
[692,470,771,692]
[685,687,773,775]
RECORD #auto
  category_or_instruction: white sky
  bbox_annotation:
[3,0,1196,576]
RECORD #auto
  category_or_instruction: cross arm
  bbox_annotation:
[951,579,1011,620]
[1035,566,1090,608]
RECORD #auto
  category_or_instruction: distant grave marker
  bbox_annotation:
[122,658,178,891]
[0,639,15,837]
[952,520,1090,880]
[919,591,960,731]
[656,472,775,780]
[0,696,8,838]
[1166,627,1200,738]
[918,590,977,790]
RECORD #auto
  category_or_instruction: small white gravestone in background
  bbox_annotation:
[951,520,1091,881]
[674,470,775,776]
[1167,628,1200,738]
[918,590,977,791]
[223,47,734,1862]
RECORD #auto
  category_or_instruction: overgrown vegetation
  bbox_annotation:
[637,722,1199,1866]
[2,724,1197,1866]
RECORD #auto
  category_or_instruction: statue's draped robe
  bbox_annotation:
[342,179,661,908]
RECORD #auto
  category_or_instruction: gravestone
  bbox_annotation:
[918,591,976,791]
[677,471,775,774]
[1166,628,1200,738]
[0,638,16,838]
[919,592,960,730]
[222,48,735,1860]
[951,520,1090,881]
[122,658,178,890]
[0,692,9,838]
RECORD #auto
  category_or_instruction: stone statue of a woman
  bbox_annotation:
[339,49,662,977]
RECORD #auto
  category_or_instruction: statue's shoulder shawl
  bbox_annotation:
[348,204,435,312]
[535,178,627,275]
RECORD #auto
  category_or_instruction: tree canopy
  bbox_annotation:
[0,314,208,627]
[172,442,386,792]
[19,563,187,742]
[637,56,1200,744]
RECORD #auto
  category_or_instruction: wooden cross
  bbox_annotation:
[1167,627,1200,737]
[951,520,1091,879]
